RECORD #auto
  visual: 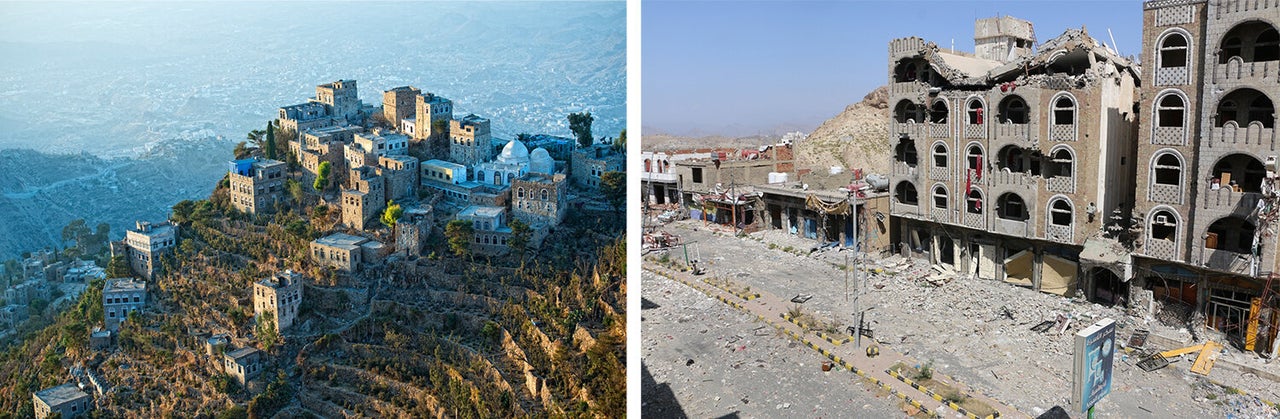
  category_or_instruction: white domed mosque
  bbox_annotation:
[529,147,555,175]
[475,139,532,186]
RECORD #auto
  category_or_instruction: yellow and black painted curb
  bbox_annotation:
[1207,378,1280,410]
[701,277,760,301]
[816,331,853,346]
[885,369,999,419]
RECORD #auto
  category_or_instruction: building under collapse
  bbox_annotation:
[887,17,1140,297]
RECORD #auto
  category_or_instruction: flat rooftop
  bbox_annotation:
[314,233,369,250]
[35,383,88,406]
[459,205,505,219]
[103,277,146,294]
[423,159,466,171]
[225,346,260,361]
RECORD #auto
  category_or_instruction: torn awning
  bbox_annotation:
[1004,250,1034,287]
[1041,254,1079,296]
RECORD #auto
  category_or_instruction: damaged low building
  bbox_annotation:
[887,16,1140,298]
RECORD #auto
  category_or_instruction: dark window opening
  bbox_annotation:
[1154,153,1182,186]
[999,96,1029,124]
[930,101,949,123]
[997,193,1029,221]
[896,138,918,166]
[1160,34,1189,68]
[1053,96,1076,125]
[966,146,984,171]
[932,186,947,209]
[932,144,947,167]
[967,100,985,124]
[1047,149,1074,178]
[894,100,922,123]
[1212,154,1265,192]
[1150,211,1177,240]
[895,182,919,205]
[1207,216,1256,253]
[1158,95,1186,128]
[966,190,984,214]
[1050,199,1072,226]
[691,167,703,183]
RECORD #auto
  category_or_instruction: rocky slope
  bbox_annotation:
[0,135,232,259]
[794,86,890,175]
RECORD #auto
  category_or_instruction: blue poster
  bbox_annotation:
[1073,318,1115,413]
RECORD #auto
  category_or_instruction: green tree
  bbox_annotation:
[508,218,532,256]
[106,254,130,278]
[233,141,252,159]
[264,122,277,160]
[29,298,48,315]
[614,128,626,152]
[256,314,279,351]
[247,128,266,150]
[568,112,594,148]
[380,201,403,229]
[600,171,626,216]
[286,178,304,203]
[61,219,91,249]
[445,219,474,258]
[313,161,331,192]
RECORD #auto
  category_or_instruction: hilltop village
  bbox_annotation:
[4,79,625,418]
[644,2,1280,417]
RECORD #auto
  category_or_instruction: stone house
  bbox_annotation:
[450,114,493,168]
[122,220,176,281]
[222,347,262,385]
[341,166,386,231]
[33,383,91,419]
[570,144,625,189]
[228,158,286,215]
[103,277,146,331]
[253,270,303,333]
[310,233,371,271]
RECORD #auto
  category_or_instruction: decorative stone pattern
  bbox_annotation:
[1156,66,1190,85]
[1152,126,1186,145]
[1046,223,1073,244]
[1046,177,1074,193]
[1201,189,1261,216]
[1213,59,1280,86]
[929,123,950,138]
[1143,0,1202,11]
[1145,238,1178,261]
[1049,124,1076,141]
[1149,183,1183,204]
[995,123,1030,142]
[1156,5,1194,26]
[931,207,950,223]
[963,212,986,229]
[964,124,985,139]
[929,166,950,181]
[1209,124,1273,149]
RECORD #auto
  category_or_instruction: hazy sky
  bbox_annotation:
[642,0,1144,137]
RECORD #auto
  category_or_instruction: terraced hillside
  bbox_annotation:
[0,176,624,417]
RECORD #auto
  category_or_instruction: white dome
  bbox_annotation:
[497,139,530,165]
[530,148,555,174]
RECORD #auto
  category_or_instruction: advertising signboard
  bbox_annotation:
[1072,318,1116,413]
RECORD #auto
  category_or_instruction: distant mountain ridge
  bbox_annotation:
[794,85,891,175]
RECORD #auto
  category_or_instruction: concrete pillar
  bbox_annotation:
[1032,245,1043,291]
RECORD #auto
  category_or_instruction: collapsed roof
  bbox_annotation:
[902,27,1141,88]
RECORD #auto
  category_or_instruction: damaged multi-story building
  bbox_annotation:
[1124,0,1280,351]
[888,17,1140,297]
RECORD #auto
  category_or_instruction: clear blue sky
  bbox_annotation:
[642,0,1144,137]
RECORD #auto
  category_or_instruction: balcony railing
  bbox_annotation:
[894,122,925,139]
[964,124,986,139]
[1046,223,1073,244]
[1046,176,1075,193]
[990,170,1036,187]
[1149,183,1183,204]
[1212,58,1279,86]
[1210,123,1275,149]
[963,211,986,230]
[893,202,919,217]
[1049,124,1076,142]
[1155,66,1190,86]
[929,123,950,138]
[929,166,950,181]
[995,123,1030,142]
[1200,188,1261,216]
[891,81,924,95]
[1145,238,1178,261]
[1202,247,1251,275]
[994,218,1030,237]
[1152,126,1186,146]
[891,161,919,179]
[931,207,951,223]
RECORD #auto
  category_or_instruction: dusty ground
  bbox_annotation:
[641,271,905,418]
[644,219,1280,418]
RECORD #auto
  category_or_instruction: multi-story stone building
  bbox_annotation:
[123,220,176,280]
[278,102,334,133]
[512,173,568,227]
[103,277,146,331]
[412,92,454,141]
[345,129,408,169]
[457,205,511,254]
[1127,0,1280,347]
[669,144,795,203]
[253,270,303,333]
[395,206,433,257]
[228,158,286,215]
[379,154,420,201]
[314,79,362,122]
[341,166,386,231]
[382,85,421,125]
[311,233,372,271]
[33,383,91,419]
[450,114,493,168]
[291,124,363,184]
[887,17,1139,297]
[223,347,262,385]
[571,144,626,189]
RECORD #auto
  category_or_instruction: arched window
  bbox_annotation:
[966,189,984,214]
[1052,95,1076,125]
[493,172,502,185]
[1259,28,1280,61]
[966,145,984,172]
[475,170,484,182]
[1216,88,1275,128]
[1159,33,1188,68]
[1220,21,1279,63]
[1049,148,1074,178]
[894,100,921,123]
[895,182,919,205]
[1049,199,1073,226]
[967,99,985,124]
[1150,209,1178,241]
[541,189,549,201]
[517,187,525,199]
[1153,153,1182,186]
[998,96,1029,124]
[997,193,1028,221]
[932,185,948,209]
[930,100,949,123]
[1212,153,1265,192]
[998,145,1025,172]
[1157,94,1186,128]
[896,138,918,166]
[644,159,652,172]
[932,143,948,167]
